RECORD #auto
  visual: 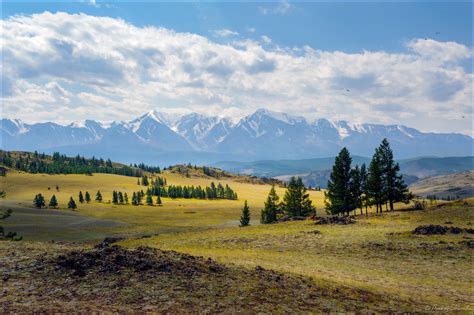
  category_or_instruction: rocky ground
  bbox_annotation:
[0,240,423,313]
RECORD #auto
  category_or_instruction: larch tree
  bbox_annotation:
[325,148,355,216]
[281,177,315,217]
[68,197,77,210]
[260,185,280,224]
[239,200,251,227]
[48,195,58,208]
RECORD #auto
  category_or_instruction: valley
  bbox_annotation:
[1,160,473,312]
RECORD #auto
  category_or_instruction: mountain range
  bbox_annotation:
[1,109,472,165]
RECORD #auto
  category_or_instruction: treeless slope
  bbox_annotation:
[410,171,474,198]
[0,240,425,313]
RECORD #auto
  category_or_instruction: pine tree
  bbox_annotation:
[359,163,369,216]
[124,192,129,204]
[325,148,355,216]
[377,138,412,211]
[142,175,149,186]
[350,165,363,215]
[85,191,91,203]
[95,190,103,202]
[118,191,124,204]
[33,194,46,209]
[367,148,384,214]
[112,191,118,204]
[132,192,138,206]
[146,191,153,205]
[78,191,84,203]
[261,185,280,224]
[239,200,251,227]
[48,195,58,208]
[68,197,77,210]
[281,177,315,217]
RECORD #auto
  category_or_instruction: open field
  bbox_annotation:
[123,200,474,310]
[1,171,473,312]
[0,171,325,241]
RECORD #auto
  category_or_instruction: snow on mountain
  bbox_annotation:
[1,109,472,163]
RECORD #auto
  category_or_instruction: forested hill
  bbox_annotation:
[0,150,147,177]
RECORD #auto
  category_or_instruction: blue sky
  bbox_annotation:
[3,1,472,54]
[1,1,473,135]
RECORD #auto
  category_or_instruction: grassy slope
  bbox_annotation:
[124,201,474,309]
[0,170,325,241]
[410,170,474,198]
[1,171,472,310]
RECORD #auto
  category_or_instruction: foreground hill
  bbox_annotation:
[1,201,472,312]
[2,109,472,164]
[410,171,474,198]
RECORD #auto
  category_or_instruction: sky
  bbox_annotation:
[1,1,473,135]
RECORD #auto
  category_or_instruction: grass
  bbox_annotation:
[1,170,472,311]
[123,201,474,310]
[0,170,325,240]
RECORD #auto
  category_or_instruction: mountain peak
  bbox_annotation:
[248,108,306,125]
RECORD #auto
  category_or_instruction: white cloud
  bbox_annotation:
[259,0,291,15]
[212,28,239,38]
[261,35,272,44]
[1,12,473,135]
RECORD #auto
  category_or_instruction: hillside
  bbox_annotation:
[410,171,474,198]
[217,156,474,188]
[1,157,473,311]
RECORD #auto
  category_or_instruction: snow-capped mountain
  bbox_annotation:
[1,109,472,164]
[174,113,233,150]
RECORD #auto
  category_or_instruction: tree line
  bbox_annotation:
[0,151,143,177]
[325,139,411,216]
[149,182,238,200]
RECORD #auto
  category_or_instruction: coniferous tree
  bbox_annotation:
[146,191,153,205]
[132,192,138,206]
[350,165,363,215]
[377,138,412,211]
[33,194,46,209]
[85,191,91,203]
[68,197,77,210]
[48,195,58,208]
[325,148,355,216]
[95,190,103,202]
[281,177,315,217]
[118,191,124,204]
[124,192,129,204]
[142,175,149,186]
[156,196,162,206]
[239,200,251,227]
[359,164,369,216]
[78,191,84,203]
[367,148,385,214]
[260,185,280,224]
[112,191,118,204]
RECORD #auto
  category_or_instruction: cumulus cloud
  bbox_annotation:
[1,12,472,135]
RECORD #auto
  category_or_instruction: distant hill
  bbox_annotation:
[215,156,474,188]
[409,171,474,198]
